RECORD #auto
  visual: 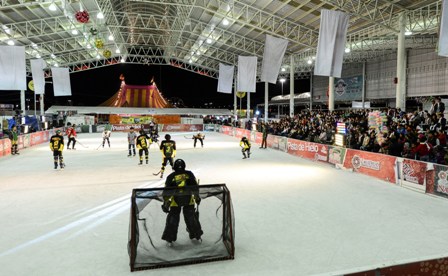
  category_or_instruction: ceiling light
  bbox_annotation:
[280,78,286,83]
[71,29,78,35]
[51,54,56,58]
[97,12,104,19]
[86,44,91,49]
[49,2,57,11]
[54,63,59,67]
[96,54,100,59]
[405,30,412,36]
[223,18,229,26]
[281,67,286,72]
[345,48,351,53]
[2,25,11,34]
[120,58,125,63]
[31,43,38,49]
[36,54,41,58]
[312,56,316,60]
[307,59,312,64]
[7,40,14,46]
[108,34,114,41]
[115,49,120,54]
[199,40,203,45]
[189,59,192,63]
[206,38,212,44]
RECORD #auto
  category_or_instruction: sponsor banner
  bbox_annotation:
[287,139,328,162]
[221,126,232,136]
[17,135,24,150]
[254,132,263,145]
[346,256,448,276]
[343,149,397,183]
[267,135,280,149]
[433,164,448,198]
[1,138,11,156]
[328,146,346,165]
[234,128,250,140]
[112,124,143,132]
[278,137,288,152]
[204,124,215,132]
[402,159,427,185]
[161,124,204,132]
[30,132,44,146]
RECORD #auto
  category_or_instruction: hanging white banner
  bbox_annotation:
[314,9,350,78]
[217,63,234,94]
[30,59,46,95]
[0,46,26,90]
[237,56,257,92]
[260,35,288,84]
[51,67,72,96]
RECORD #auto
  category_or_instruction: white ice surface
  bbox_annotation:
[1,131,448,276]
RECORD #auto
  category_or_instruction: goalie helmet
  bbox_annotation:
[165,134,171,140]
[173,159,186,172]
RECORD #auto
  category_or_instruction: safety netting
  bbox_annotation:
[128,184,235,271]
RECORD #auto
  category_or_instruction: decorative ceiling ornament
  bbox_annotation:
[75,10,90,23]
[95,39,104,49]
[89,27,98,36]
[103,49,111,58]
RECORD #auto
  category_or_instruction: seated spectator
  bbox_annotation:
[412,136,433,162]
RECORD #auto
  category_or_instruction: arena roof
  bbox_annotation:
[0,0,442,79]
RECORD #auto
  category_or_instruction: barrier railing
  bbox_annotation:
[217,125,448,200]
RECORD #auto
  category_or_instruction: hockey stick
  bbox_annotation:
[76,140,89,148]
[153,170,162,176]
[96,142,103,150]
[184,135,192,139]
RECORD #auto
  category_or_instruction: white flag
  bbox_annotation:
[260,35,288,84]
[314,9,350,78]
[237,56,257,92]
[51,67,72,96]
[217,63,234,94]
[439,0,448,57]
[31,59,46,95]
[0,46,26,90]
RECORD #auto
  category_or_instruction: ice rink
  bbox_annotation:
[1,131,448,276]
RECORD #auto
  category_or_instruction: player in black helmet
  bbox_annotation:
[240,136,251,159]
[49,129,65,169]
[136,130,151,165]
[155,134,176,178]
[161,159,203,246]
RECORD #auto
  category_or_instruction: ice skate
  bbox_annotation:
[60,163,65,170]
[166,241,173,247]
[138,162,143,165]
[127,154,131,157]
[248,152,251,158]
[54,164,58,169]
[146,160,148,164]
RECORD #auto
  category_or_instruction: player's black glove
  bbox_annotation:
[162,201,170,213]
[195,196,201,205]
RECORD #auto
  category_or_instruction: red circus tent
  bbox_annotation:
[100,75,171,108]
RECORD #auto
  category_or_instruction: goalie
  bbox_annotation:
[161,159,203,246]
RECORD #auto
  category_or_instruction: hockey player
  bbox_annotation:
[127,127,137,157]
[66,124,77,150]
[161,159,203,246]
[192,132,205,148]
[136,130,151,165]
[102,129,111,148]
[240,136,251,159]
[9,126,19,155]
[50,129,65,169]
[157,134,176,178]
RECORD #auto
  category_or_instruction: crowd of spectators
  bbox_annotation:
[261,97,447,164]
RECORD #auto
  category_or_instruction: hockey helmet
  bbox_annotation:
[56,130,62,134]
[165,134,171,140]
[173,159,186,172]
[242,136,247,141]
[139,130,145,135]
